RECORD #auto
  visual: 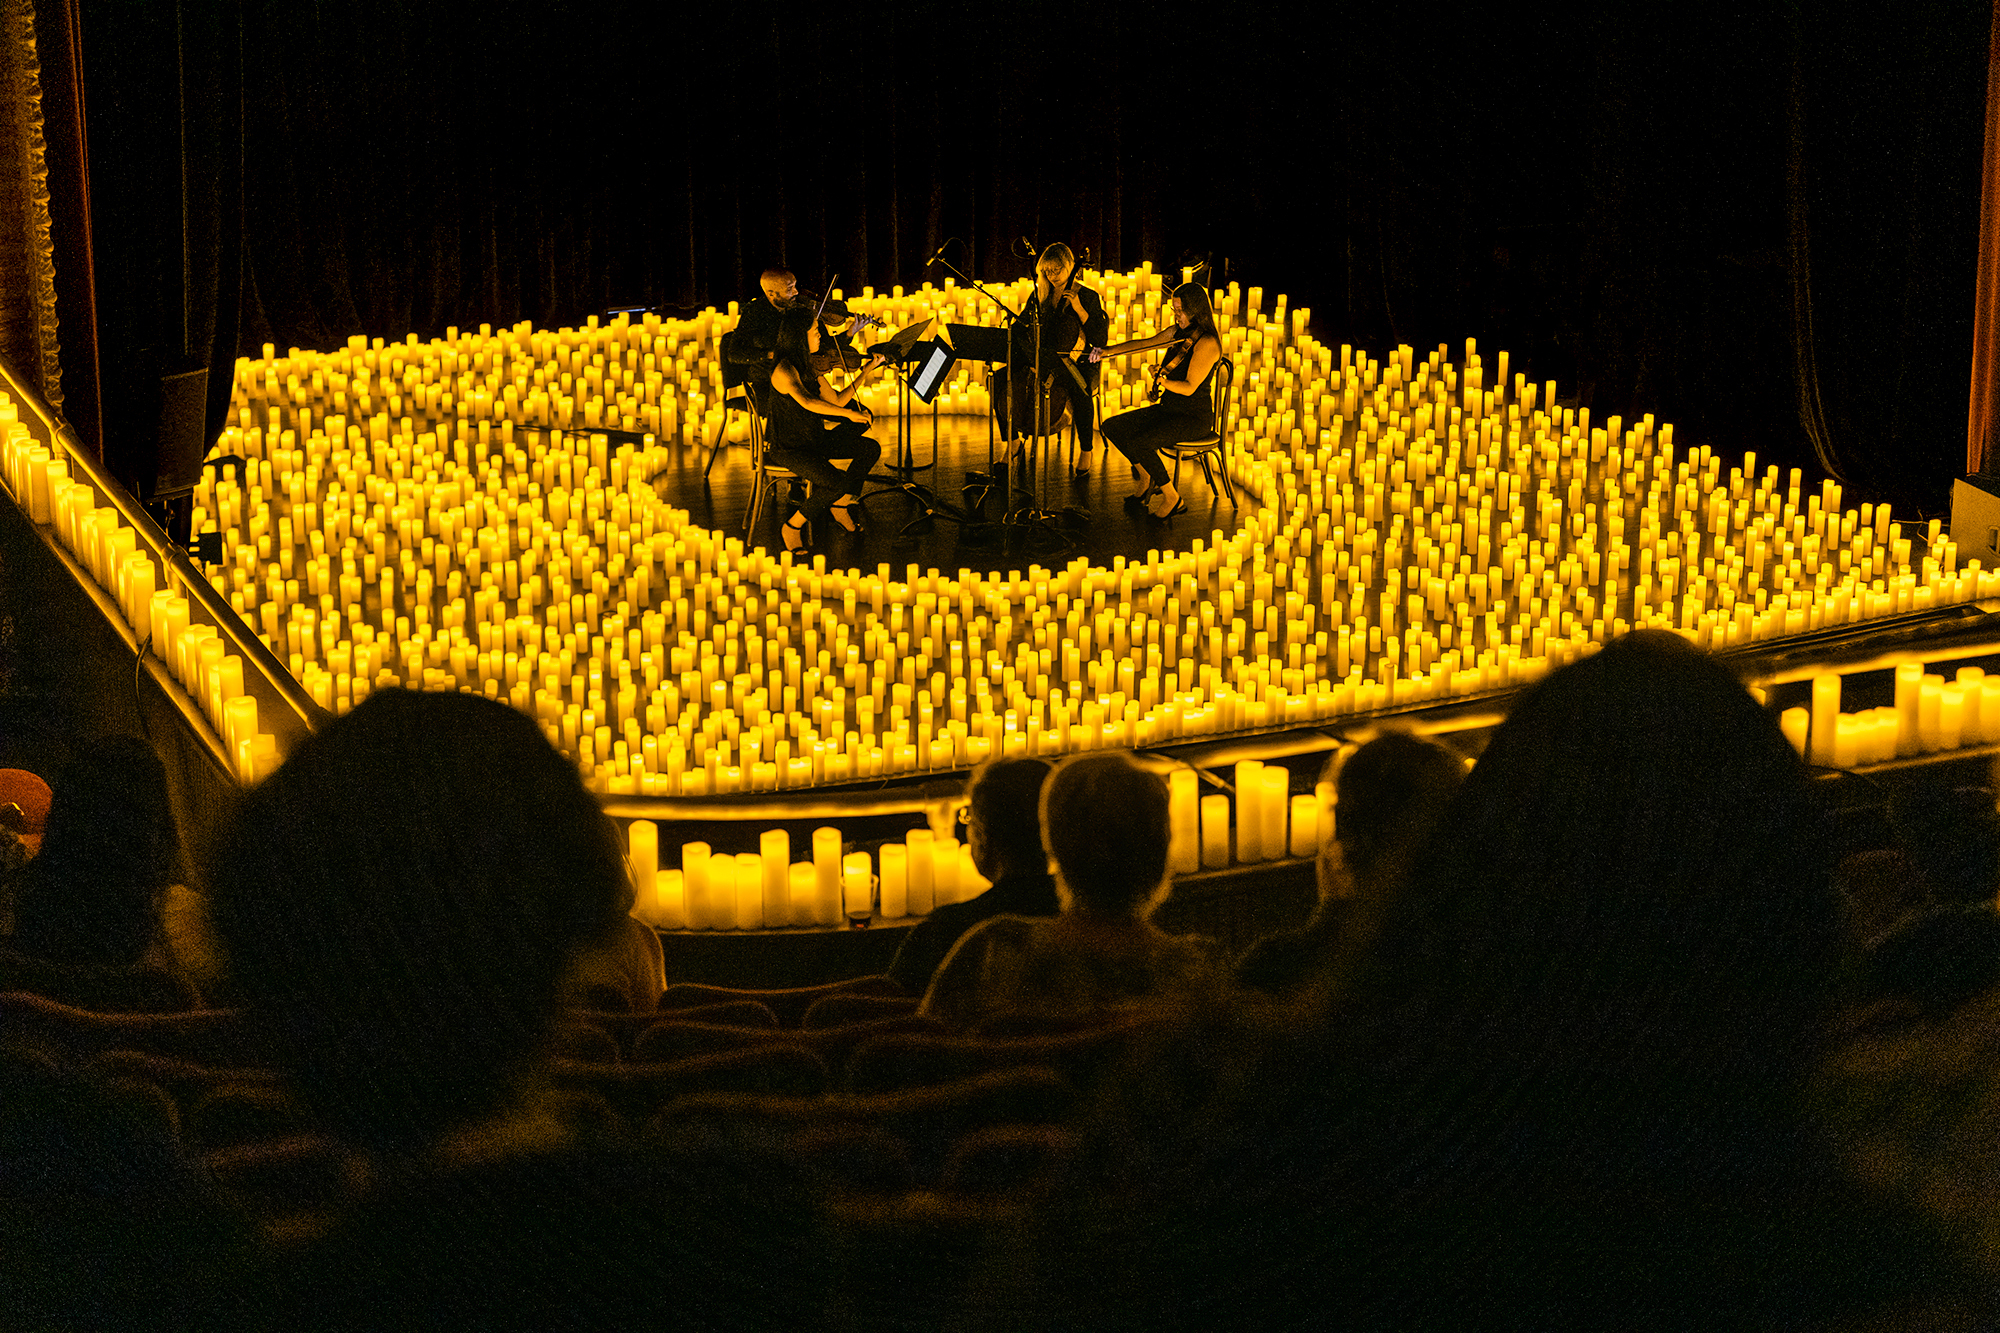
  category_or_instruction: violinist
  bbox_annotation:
[722,267,800,412]
[767,305,884,555]
[1088,281,1223,520]
[993,243,1108,477]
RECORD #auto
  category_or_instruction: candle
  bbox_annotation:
[1168,768,1200,873]
[788,861,816,927]
[1983,678,2000,743]
[760,829,790,926]
[1940,685,1966,751]
[880,842,909,918]
[1234,760,1264,862]
[682,842,711,930]
[708,853,736,930]
[1259,767,1288,857]
[1918,675,1943,753]
[629,820,658,901]
[1809,674,1841,767]
[843,851,873,925]
[1289,793,1320,857]
[223,696,258,772]
[734,852,763,929]
[656,868,686,930]
[1201,794,1231,868]
[813,826,843,926]
[1779,707,1809,760]
[1833,714,1860,770]
[933,837,960,906]
[907,828,935,915]
[1957,667,1986,739]
[1895,663,1923,757]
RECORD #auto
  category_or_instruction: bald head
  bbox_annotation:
[760,269,797,305]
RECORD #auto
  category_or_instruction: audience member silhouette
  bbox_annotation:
[3,737,200,1010]
[920,750,1224,1027]
[1040,632,1984,1330]
[889,757,1057,994]
[204,689,824,1329]
[1235,732,1463,996]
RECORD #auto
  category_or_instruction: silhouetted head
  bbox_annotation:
[1329,732,1464,893]
[966,757,1052,881]
[1339,631,1835,1191]
[12,737,179,968]
[1042,751,1170,916]
[208,690,627,1152]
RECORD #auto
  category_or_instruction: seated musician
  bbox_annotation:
[722,267,804,412]
[767,305,884,553]
[993,243,1108,477]
[1088,282,1224,519]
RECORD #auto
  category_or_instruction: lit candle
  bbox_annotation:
[1234,760,1264,862]
[1957,667,1985,739]
[907,828,935,914]
[1201,793,1231,869]
[788,861,816,927]
[1919,675,1943,753]
[760,829,789,925]
[1289,793,1320,857]
[880,842,908,918]
[1809,674,1841,767]
[813,826,843,926]
[1895,663,1923,757]
[843,850,873,925]
[628,820,658,900]
[933,837,959,906]
[1779,707,1809,760]
[709,854,737,930]
[1168,769,1200,873]
[1940,684,1966,751]
[1259,767,1288,857]
[734,852,763,929]
[1833,714,1860,770]
[657,868,686,930]
[682,842,711,931]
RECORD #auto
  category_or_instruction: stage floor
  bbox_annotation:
[664,411,1251,575]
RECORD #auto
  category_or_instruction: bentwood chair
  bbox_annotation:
[705,330,764,479]
[1159,355,1239,504]
[742,407,805,538]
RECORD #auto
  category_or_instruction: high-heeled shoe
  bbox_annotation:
[830,501,864,533]
[1124,483,1160,512]
[1145,485,1185,520]
[781,512,810,555]
[1072,446,1094,479]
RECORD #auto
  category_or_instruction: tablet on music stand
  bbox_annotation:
[908,339,958,404]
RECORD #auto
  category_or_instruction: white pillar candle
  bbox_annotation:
[629,820,658,898]
[1833,714,1860,770]
[1779,707,1810,760]
[708,854,737,930]
[760,829,790,925]
[1895,663,1924,757]
[1919,675,1944,753]
[1201,794,1231,868]
[223,696,258,771]
[1289,793,1320,857]
[656,868,686,929]
[734,852,763,929]
[682,842,711,930]
[907,828,935,914]
[813,827,843,925]
[843,851,873,923]
[1234,760,1264,861]
[1983,678,2000,743]
[1940,685,1966,751]
[1260,767,1288,857]
[1168,769,1200,874]
[933,837,960,906]
[788,861,816,927]
[1957,667,1986,739]
[1809,674,1841,767]
[880,842,909,917]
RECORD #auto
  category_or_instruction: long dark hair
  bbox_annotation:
[1171,282,1221,350]
[772,305,821,397]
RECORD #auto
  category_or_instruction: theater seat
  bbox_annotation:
[186,1082,314,1154]
[205,1134,361,1237]
[553,1043,829,1122]
[801,993,920,1029]
[0,949,197,1013]
[940,1123,1078,1199]
[659,976,905,1029]
[0,991,258,1066]
[844,1016,1162,1095]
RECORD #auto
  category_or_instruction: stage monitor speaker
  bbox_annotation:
[150,367,209,503]
[1951,475,2000,566]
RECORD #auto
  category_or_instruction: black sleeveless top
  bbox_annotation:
[1155,333,1220,428]
[767,359,831,451]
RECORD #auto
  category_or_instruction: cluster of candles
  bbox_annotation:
[623,758,1334,930]
[9,262,1976,797]
[1784,665,2000,768]
[0,399,282,781]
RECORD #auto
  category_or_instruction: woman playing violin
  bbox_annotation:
[767,305,884,554]
[1088,282,1223,519]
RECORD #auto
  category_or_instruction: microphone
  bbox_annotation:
[1016,236,1039,259]
[923,238,954,266]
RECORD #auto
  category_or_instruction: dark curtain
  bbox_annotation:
[61,0,1994,514]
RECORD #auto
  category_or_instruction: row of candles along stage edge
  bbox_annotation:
[6,261,1958,794]
[1782,664,2000,768]
[627,762,1335,931]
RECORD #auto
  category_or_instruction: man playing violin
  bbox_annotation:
[993,243,1108,478]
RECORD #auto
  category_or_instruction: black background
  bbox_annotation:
[59,0,1994,516]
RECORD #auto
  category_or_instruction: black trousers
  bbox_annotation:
[764,421,880,525]
[992,361,1095,451]
[1100,403,1212,487]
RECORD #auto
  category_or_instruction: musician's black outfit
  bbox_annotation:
[1101,335,1219,488]
[764,359,882,527]
[723,296,785,413]
[992,281,1109,453]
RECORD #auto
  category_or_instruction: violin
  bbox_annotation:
[1149,333,1193,403]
